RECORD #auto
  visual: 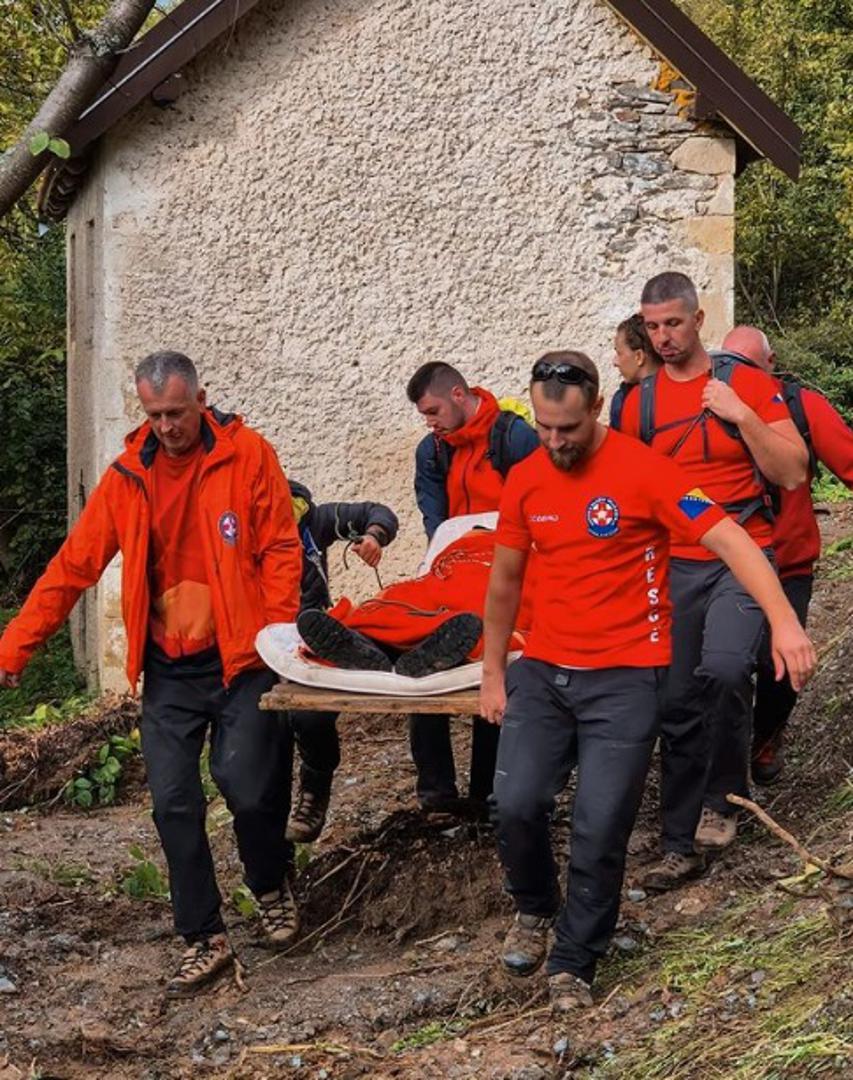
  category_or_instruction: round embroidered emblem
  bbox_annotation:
[218,510,239,546]
[586,496,620,538]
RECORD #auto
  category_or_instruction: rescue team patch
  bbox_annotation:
[586,496,620,538]
[677,488,715,521]
[218,511,239,546]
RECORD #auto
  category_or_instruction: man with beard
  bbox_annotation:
[407,361,538,815]
[615,273,808,884]
[480,352,814,1015]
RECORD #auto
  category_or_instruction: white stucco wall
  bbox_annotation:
[67,0,736,690]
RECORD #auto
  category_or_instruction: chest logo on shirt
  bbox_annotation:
[218,511,239,546]
[586,496,620,539]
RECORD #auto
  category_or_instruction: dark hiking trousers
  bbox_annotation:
[493,658,662,985]
[661,556,768,853]
[289,710,341,797]
[409,713,500,805]
[753,574,813,751]
[141,648,293,942]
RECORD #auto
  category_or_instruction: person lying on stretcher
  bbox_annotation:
[297,520,534,679]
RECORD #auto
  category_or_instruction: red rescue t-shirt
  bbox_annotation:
[148,444,216,658]
[620,363,790,560]
[774,388,853,579]
[495,432,726,668]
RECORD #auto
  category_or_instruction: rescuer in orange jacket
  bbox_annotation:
[0,351,302,997]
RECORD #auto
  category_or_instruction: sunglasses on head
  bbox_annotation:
[531,360,594,386]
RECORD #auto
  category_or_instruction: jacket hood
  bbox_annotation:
[443,387,500,448]
[288,480,314,505]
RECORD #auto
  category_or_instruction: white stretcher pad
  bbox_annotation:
[256,513,506,697]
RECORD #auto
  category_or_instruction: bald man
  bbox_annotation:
[722,326,853,782]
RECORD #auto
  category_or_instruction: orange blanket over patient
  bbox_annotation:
[327,529,534,660]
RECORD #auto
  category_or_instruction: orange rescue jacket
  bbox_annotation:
[0,408,301,688]
[443,388,505,517]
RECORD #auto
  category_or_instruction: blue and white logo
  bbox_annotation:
[586,496,620,538]
[218,510,239,546]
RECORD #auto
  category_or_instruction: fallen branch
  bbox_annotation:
[246,1040,383,1059]
[727,794,853,881]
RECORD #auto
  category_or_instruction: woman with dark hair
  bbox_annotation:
[613,312,662,384]
[609,313,662,427]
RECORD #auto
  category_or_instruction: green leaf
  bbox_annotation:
[75,788,93,808]
[74,777,92,789]
[47,137,70,160]
[128,843,145,862]
[29,131,49,155]
[97,744,109,764]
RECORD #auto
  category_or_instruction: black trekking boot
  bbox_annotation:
[297,609,393,672]
[395,614,483,679]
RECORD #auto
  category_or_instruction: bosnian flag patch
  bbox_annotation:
[772,392,785,403]
[677,488,715,521]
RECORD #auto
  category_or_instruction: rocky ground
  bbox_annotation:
[0,505,851,1080]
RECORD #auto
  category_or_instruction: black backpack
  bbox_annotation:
[431,410,526,479]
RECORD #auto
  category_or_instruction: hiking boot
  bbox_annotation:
[694,807,737,853]
[297,609,392,672]
[752,734,784,786]
[165,933,234,998]
[549,971,594,1016]
[638,851,706,893]
[286,788,330,843]
[501,912,553,976]
[256,878,300,948]
[396,614,483,679]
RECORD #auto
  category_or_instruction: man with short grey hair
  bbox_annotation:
[0,350,303,995]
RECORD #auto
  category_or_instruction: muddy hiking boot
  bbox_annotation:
[752,733,784,786]
[166,933,234,998]
[548,971,594,1016]
[286,787,330,843]
[501,912,554,976]
[694,807,737,853]
[297,609,393,672]
[256,878,300,948]
[395,614,483,679]
[638,851,706,893]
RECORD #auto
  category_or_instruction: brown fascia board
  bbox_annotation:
[606,0,801,180]
[66,0,266,155]
[50,0,801,220]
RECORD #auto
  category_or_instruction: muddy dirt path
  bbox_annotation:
[1,505,851,1080]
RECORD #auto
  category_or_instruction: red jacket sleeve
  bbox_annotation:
[250,439,302,623]
[806,390,853,487]
[0,470,121,674]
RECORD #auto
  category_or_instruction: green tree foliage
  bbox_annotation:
[678,0,853,412]
[0,2,109,598]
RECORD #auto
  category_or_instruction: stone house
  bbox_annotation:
[41,0,801,689]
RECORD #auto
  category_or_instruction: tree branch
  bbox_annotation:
[0,0,157,219]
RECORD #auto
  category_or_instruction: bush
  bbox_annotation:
[773,320,853,425]
[0,608,86,729]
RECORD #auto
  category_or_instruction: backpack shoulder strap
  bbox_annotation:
[431,435,452,478]
[708,353,746,441]
[609,383,633,431]
[782,379,820,478]
[638,371,658,445]
[488,410,520,478]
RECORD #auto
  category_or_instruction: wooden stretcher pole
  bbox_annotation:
[259,680,481,716]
